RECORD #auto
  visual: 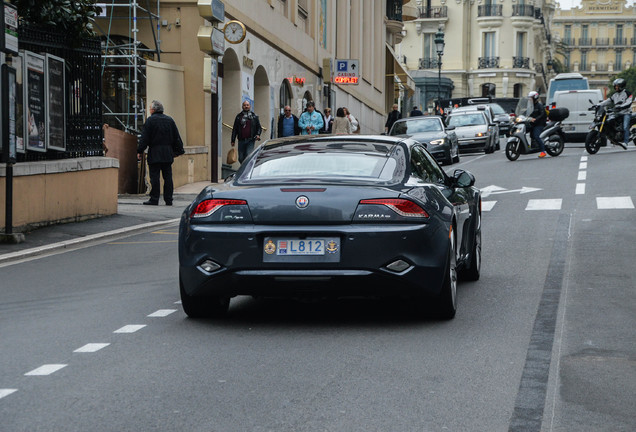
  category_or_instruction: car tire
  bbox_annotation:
[433,227,458,320]
[452,151,460,164]
[459,209,481,281]
[180,274,230,319]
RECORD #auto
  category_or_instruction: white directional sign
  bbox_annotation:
[333,59,359,85]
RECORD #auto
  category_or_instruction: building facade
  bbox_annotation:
[97,0,415,183]
[398,0,556,110]
[552,0,636,96]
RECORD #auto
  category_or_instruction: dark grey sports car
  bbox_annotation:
[178,135,481,320]
[389,116,460,165]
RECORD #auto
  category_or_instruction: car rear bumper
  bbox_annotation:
[179,221,449,299]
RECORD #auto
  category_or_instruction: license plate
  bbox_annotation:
[278,239,324,255]
[564,126,575,131]
[263,237,340,262]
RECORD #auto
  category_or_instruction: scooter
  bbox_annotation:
[505,108,568,161]
[585,99,636,154]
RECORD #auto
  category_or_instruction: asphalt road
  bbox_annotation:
[1,142,634,432]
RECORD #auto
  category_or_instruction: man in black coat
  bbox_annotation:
[137,100,185,206]
[384,104,402,133]
[527,91,547,158]
[277,105,300,137]
[231,100,262,163]
[410,105,424,117]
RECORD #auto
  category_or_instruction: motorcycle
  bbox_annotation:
[585,99,636,154]
[505,108,568,161]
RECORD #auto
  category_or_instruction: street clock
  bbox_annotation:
[223,20,246,44]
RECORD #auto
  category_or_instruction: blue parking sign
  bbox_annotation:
[337,61,347,71]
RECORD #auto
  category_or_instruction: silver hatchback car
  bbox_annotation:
[445,111,498,154]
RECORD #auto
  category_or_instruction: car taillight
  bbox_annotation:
[358,199,429,218]
[191,199,248,218]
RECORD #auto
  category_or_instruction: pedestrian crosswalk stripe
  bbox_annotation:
[25,364,67,376]
[74,343,110,353]
[114,324,146,334]
[482,201,496,212]
[147,309,177,317]
[526,199,562,211]
[0,389,17,399]
[596,197,634,209]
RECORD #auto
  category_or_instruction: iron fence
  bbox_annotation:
[17,23,103,161]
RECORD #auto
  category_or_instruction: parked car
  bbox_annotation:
[552,89,603,142]
[388,116,460,165]
[178,135,482,320]
[446,110,498,153]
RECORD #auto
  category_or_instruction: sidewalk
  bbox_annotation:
[0,181,214,264]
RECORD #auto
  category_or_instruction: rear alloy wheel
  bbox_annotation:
[433,228,458,320]
[546,136,564,157]
[180,275,230,319]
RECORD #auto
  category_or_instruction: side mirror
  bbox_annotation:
[452,169,475,188]
[224,173,236,183]
[445,125,456,131]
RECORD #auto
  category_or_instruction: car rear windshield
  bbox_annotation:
[238,141,405,184]
[390,118,443,135]
[447,113,486,127]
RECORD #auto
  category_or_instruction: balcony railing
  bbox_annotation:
[613,38,627,45]
[595,38,610,46]
[512,5,535,17]
[561,38,575,46]
[578,38,593,46]
[419,57,441,69]
[534,8,542,20]
[418,6,447,18]
[477,5,502,17]
[513,56,530,69]
[478,56,500,68]
[595,63,607,71]
[386,0,403,21]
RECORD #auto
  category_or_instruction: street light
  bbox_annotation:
[434,26,445,114]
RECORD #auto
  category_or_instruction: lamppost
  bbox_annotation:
[434,27,445,114]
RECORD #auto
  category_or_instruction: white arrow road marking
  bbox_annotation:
[596,197,634,209]
[114,325,146,334]
[147,309,177,318]
[25,364,67,376]
[482,201,497,212]
[481,185,542,198]
[0,389,18,399]
[74,343,110,353]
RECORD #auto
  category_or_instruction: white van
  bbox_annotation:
[553,89,603,142]
[547,73,589,106]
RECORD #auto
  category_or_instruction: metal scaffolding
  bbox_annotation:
[94,1,161,133]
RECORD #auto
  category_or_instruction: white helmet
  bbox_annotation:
[528,91,539,101]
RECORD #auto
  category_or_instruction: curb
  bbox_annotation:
[0,218,181,266]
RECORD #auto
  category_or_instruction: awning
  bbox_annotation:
[386,43,415,95]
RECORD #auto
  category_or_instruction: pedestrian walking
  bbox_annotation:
[137,100,185,206]
[277,105,300,137]
[298,101,324,135]
[332,107,353,134]
[384,104,402,133]
[343,107,359,133]
[231,100,262,163]
[322,108,334,133]
[410,105,424,117]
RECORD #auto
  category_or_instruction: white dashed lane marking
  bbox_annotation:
[147,309,177,318]
[579,162,587,170]
[526,199,563,211]
[74,343,110,353]
[596,197,635,209]
[113,325,146,334]
[575,183,585,195]
[0,389,18,399]
[25,364,67,376]
[482,201,497,212]
[578,171,587,181]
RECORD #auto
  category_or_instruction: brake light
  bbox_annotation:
[191,199,247,218]
[358,199,429,218]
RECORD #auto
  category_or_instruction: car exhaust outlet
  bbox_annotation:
[199,259,221,273]
[385,260,411,273]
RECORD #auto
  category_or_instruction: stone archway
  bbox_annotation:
[221,49,241,172]
[253,65,270,140]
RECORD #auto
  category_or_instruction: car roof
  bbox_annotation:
[262,134,417,153]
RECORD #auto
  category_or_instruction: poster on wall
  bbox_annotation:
[25,51,46,152]
[241,71,254,109]
[10,52,25,153]
[46,54,65,151]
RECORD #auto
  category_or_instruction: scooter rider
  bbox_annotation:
[528,91,548,158]
[609,78,633,147]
